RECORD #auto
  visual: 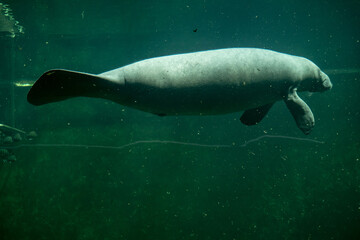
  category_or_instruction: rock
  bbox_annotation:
[0,148,10,157]
[7,154,16,162]
[3,136,13,144]
[13,133,22,142]
[27,131,38,139]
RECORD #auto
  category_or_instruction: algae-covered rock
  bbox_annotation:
[13,133,22,142]
[0,148,10,157]
[3,136,13,144]
[7,154,16,162]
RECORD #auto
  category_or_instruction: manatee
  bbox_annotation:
[27,48,332,134]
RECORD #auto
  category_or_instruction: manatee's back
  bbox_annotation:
[118,48,299,115]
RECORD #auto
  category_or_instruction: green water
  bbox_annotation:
[0,0,359,239]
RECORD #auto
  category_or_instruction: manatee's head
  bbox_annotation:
[300,67,332,93]
[315,71,332,92]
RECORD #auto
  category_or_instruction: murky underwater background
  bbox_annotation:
[0,0,359,239]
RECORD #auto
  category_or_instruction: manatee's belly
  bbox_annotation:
[119,84,282,115]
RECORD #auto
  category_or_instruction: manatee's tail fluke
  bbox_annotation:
[27,69,113,106]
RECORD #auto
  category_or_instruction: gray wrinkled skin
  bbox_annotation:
[27,48,332,134]
[99,48,332,116]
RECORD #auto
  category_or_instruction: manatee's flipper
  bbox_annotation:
[284,88,314,135]
[240,103,274,125]
[27,69,117,106]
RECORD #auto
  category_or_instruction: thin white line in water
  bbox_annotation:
[1,135,324,150]
[239,134,324,147]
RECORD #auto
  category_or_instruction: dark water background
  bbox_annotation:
[0,0,359,239]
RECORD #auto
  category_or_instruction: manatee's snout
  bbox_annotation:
[320,71,332,91]
[308,71,332,92]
